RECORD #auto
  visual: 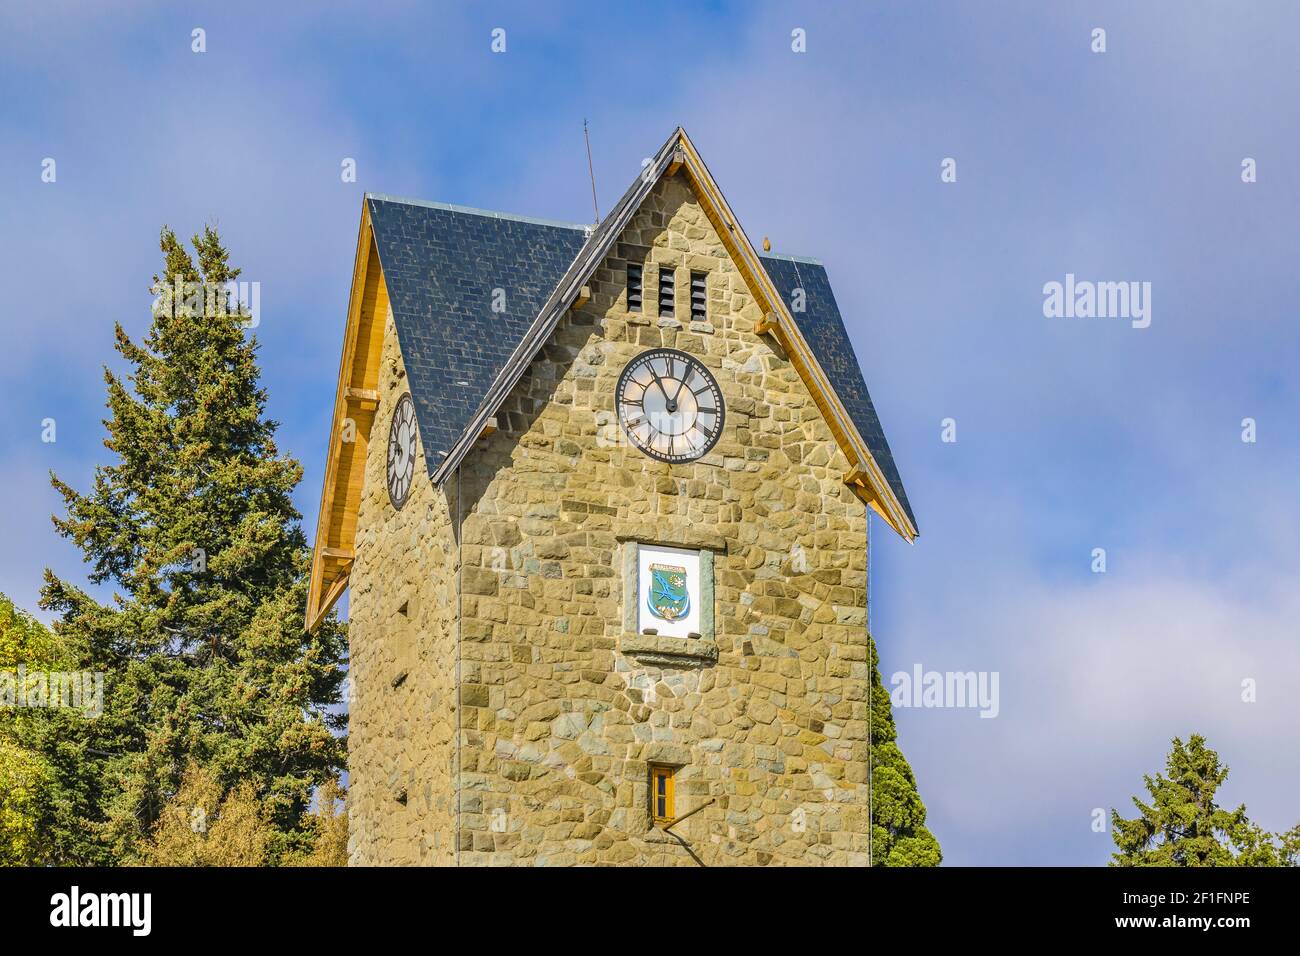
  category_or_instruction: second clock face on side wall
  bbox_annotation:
[387,392,418,510]
[616,348,725,463]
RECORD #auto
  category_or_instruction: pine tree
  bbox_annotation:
[40,226,347,864]
[1111,734,1300,866]
[868,636,942,866]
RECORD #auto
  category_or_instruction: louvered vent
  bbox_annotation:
[658,267,675,318]
[690,271,707,322]
[627,264,642,312]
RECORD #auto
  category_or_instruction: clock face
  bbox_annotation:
[386,393,418,510]
[616,348,724,463]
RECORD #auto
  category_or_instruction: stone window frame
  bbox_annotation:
[620,539,717,666]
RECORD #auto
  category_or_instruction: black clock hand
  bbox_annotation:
[649,370,676,412]
[671,372,689,406]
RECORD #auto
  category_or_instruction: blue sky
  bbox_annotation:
[3,1,1298,865]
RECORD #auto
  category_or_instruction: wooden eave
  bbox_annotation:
[305,199,388,631]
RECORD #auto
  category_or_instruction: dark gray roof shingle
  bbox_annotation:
[367,196,588,469]
[366,194,914,531]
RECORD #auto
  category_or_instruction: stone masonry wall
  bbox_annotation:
[347,309,458,865]
[453,171,873,865]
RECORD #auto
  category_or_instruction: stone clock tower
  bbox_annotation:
[306,128,918,866]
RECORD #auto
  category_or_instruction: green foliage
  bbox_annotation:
[284,776,349,867]
[1111,734,1300,867]
[0,736,49,865]
[0,594,57,669]
[0,596,105,867]
[868,636,942,866]
[38,226,348,865]
[143,763,270,866]
[0,595,59,865]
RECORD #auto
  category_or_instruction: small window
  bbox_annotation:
[627,264,643,312]
[650,765,675,824]
[690,271,707,322]
[658,267,675,318]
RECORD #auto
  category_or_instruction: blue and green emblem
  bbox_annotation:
[647,563,690,622]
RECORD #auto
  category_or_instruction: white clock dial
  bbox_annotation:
[386,393,418,510]
[616,348,724,463]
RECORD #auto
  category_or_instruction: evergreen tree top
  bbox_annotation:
[1111,734,1299,867]
[47,226,304,646]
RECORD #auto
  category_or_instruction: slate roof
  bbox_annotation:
[367,195,589,470]
[366,193,915,532]
[760,255,917,531]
